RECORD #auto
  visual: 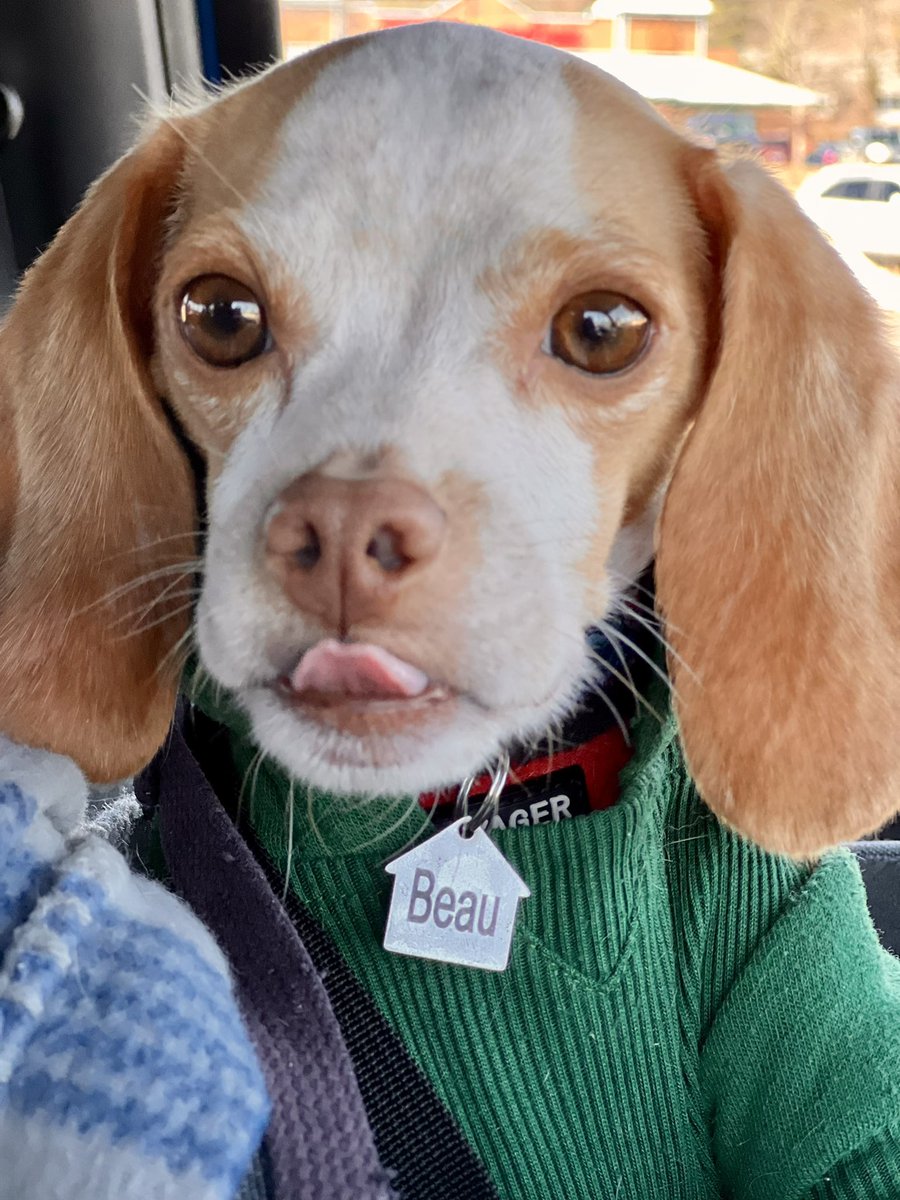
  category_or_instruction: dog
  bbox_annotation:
[1,22,900,1199]
[0,26,896,858]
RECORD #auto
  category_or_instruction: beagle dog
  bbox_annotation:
[0,22,897,859]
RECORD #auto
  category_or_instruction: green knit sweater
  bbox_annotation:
[211,691,900,1200]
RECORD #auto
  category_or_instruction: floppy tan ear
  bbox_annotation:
[0,122,196,781]
[657,151,900,858]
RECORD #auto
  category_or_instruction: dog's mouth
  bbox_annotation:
[274,639,459,736]
[240,632,599,789]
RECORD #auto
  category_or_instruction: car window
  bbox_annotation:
[822,180,875,200]
[870,181,900,202]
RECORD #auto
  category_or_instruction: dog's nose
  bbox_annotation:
[264,472,447,628]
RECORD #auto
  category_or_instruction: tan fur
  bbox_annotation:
[154,218,315,466]
[657,152,900,856]
[181,36,363,217]
[0,125,196,781]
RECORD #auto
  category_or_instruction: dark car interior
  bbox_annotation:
[0,0,898,957]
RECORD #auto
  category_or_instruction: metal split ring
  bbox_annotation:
[453,750,510,836]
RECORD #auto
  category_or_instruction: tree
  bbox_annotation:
[710,0,900,117]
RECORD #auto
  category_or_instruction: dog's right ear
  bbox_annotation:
[656,149,900,859]
[0,120,197,782]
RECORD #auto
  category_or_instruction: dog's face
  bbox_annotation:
[0,24,898,856]
[153,28,711,795]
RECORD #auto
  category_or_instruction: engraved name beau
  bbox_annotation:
[384,818,531,972]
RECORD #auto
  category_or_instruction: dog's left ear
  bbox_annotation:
[0,121,196,782]
[656,149,900,858]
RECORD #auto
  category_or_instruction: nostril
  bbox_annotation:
[366,525,409,573]
[294,523,322,570]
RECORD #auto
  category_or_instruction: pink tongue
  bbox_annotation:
[289,640,430,700]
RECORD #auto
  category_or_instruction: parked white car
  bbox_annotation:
[795,164,900,264]
[832,245,900,313]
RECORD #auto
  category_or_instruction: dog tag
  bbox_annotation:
[384,817,530,972]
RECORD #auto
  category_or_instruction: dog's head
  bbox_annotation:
[0,24,897,857]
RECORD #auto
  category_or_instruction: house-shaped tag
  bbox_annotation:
[384,817,531,972]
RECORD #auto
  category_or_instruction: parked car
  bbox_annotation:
[848,126,900,164]
[794,163,900,263]
[757,139,790,165]
[684,111,789,164]
[805,140,850,166]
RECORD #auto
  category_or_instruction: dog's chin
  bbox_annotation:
[238,680,577,797]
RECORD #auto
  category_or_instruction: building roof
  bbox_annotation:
[576,50,823,107]
[284,0,595,17]
[518,0,595,13]
[590,0,713,16]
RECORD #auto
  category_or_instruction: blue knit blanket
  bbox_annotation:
[0,735,269,1200]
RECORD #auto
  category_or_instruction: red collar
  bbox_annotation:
[420,725,632,828]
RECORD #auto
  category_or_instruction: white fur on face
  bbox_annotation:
[183,26,686,795]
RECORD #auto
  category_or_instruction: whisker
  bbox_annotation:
[133,84,255,211]
[111,578,201,631]
[596,617,639,704]
[528,723,581,756]
[109,531,205,558]
[544,722,557,783]
[237,748,265,829]
[154,625,197,680]
[282,779,295,903]
[114,601,196,641]
[581,659,636,738]
[608,568,658,606]
[617,605,698,683]
[374,796,441,864]
[188,662,222,708]
[616,592,662,622]
[308,781,329,852]
[539,620,653,730]
[78,561,203,616]
[185,663,206,703]
[615,590,688,642]
[619,604,691,672]
[116,584,199,626]
[587,641,664,722]
[159,619,200,676]
[604,626,676,697]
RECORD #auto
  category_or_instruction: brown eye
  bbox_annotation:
[178,274,268,367]
[549,290,650,375]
